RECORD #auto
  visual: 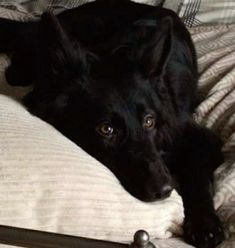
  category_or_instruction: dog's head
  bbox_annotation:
[25,13,188,202]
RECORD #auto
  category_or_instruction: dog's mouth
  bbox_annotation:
[131,189,173,203]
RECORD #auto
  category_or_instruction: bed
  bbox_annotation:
[0,1,234,247]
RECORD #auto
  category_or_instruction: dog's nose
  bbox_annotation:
[156,184,173,199]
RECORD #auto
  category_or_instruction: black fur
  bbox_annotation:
[0,0,225,247]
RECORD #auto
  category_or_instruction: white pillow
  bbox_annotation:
[0,94,184,243]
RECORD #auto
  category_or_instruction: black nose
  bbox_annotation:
[156,184,173,199]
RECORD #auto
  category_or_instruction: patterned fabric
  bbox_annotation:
[179,0,235,27]
[0,0,181,16]
[1,0,235,28]
[193,25,235,248]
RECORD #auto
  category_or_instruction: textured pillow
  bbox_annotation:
[0,94,184,243]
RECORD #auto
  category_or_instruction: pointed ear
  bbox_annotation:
[40,12,89,83]
[41,12,71,53]
[138,17,173,78]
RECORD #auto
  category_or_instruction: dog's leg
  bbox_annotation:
[171,123,225,248]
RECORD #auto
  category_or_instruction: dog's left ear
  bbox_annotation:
[40,12,92,87]
[25,13,93,121]
[138,17,173,78]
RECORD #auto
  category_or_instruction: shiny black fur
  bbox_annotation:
[0,0,225,247]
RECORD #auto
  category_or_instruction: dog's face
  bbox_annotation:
[63,60,176,202]
[26,13,181,202]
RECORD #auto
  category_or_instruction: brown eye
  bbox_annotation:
[97,122,114,137]
[143,114,155,129]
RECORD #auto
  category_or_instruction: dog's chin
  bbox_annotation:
[129,191,172,203]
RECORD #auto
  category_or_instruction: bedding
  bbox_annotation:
[180,0,235,27]
[0,0,182,17]
[0,2,234,248]
[1,0,235,27]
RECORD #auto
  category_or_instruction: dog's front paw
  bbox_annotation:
[183,211,225,248]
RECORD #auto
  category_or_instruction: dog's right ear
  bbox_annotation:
[40,12,91,88]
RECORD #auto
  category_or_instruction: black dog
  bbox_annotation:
[0,0,225,247]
